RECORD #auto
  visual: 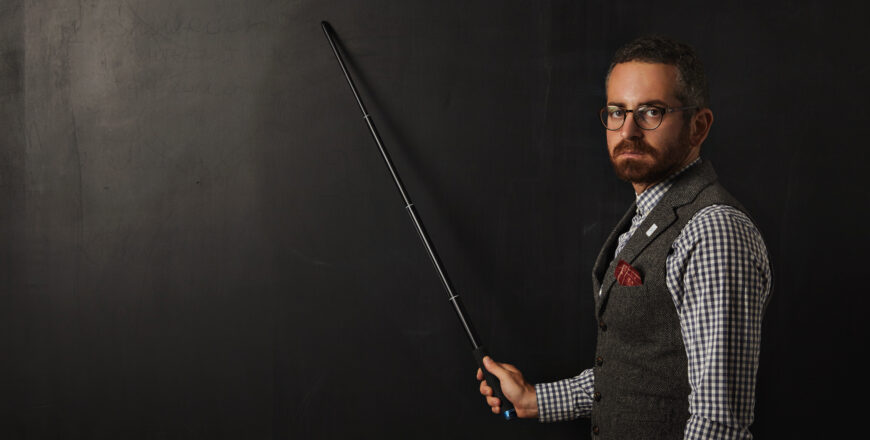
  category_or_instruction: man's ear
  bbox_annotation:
[689,108,714,148]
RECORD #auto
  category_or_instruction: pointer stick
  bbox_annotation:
[321,21,517,421]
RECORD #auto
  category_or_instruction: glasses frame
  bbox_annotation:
[599,105,698,131]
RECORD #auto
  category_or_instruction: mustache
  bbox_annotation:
[613,140,657,157]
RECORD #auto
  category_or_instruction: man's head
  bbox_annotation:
[603,36,714,194]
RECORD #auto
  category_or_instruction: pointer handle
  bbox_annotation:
[473,347,517,420]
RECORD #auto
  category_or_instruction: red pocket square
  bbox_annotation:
[615,260,642,286]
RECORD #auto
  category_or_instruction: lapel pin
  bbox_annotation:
[645,223,658,237]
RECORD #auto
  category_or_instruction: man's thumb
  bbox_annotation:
[483,356,508,380]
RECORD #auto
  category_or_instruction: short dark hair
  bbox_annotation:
[605,35,709,112]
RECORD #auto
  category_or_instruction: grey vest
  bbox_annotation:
[589,160,748,439]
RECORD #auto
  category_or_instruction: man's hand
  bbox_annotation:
[476,356,539,419]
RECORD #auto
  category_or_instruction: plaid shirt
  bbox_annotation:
[535,159,772,439]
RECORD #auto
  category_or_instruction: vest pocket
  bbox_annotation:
[606,283,654,332]
[611,283,648,294]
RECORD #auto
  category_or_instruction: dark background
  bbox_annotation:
[1,0,867,438]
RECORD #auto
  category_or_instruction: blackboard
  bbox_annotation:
[2,0,867,438]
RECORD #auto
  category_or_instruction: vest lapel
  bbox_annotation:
[594,160,719,315]
[592,202,636,307]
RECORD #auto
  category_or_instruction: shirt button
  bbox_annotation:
[593,391,601,401]
[592,425,600,435]
[595,356,604,366]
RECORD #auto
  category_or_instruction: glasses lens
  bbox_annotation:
[601,107,624,130]
[635,106,664,130]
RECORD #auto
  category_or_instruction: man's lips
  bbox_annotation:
[617,150,647,158]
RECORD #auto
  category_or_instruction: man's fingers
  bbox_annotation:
[476,368,483,381]
[479,381,491,396]
[486,396,500,408]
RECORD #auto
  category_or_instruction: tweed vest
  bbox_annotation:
[589,160,748,439]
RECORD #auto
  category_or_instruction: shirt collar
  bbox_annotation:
[634,157,702,217]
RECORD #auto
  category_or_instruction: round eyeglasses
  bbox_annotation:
[599,105,697,131]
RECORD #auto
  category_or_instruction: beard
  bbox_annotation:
[609,127,691,187]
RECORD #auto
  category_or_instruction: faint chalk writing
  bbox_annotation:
[124,5,268,39]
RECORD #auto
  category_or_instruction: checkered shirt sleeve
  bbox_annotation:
[668,205,771,439]
[534,204,770,439]
[534,368,595,422]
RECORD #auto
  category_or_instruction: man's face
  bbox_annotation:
[605,62,694,189]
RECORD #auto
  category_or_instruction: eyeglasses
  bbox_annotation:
[599,105,697,131]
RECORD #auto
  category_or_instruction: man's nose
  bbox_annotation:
[620,113,643,139]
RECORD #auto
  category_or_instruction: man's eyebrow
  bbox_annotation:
[639,99,670,107]
[605,99,671,108]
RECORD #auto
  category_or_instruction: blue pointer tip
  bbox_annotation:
[502,408,517,420]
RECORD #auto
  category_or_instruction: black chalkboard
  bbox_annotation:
[2,0,867,438]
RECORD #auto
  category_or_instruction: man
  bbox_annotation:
[476,36,772,439]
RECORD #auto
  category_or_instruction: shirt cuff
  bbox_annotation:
[535,369,594,422]
[684,415,752,440]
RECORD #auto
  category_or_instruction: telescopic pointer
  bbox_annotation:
[321,21,517,421]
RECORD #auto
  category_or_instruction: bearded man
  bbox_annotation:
[477,35,772,439]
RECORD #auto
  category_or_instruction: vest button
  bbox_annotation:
[595,356,604,366]
[593,391,601,401]
[592,425,600,435]
[598,321,607,331]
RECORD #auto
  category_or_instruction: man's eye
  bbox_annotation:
[609,109,624,118]
[642,107,662,118]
